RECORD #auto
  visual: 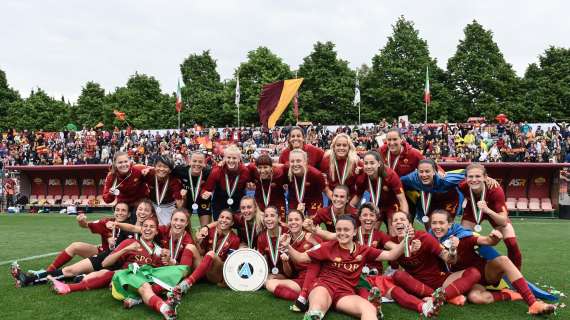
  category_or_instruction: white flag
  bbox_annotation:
[353,75,360,107]
[235,76,240,107]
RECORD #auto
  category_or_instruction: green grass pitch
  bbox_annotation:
[0,213,568,319]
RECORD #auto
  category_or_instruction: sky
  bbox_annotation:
[1,0,568,102]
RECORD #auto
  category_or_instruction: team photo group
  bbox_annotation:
[9,128,558,319]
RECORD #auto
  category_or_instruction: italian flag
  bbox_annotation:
[176,79,183,113]
[424,66,431,105]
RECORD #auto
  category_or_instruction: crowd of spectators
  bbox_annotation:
[1,119,569,168]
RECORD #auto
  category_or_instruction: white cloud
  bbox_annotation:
[1,0,568,102]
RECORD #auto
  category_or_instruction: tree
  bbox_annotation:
[297,41,356,124]
[233,47,292,126]
[0,68,22,128]
[363,16,451,123]
[522,47,570,121]
[6,88,69,130]
[106,73,174,129]
[179,50,225,127]
[447,20,521,121]
[74,81,106,128]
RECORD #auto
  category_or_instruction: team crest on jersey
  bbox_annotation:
[303,243,310,250]
[355,255,363,261]
[134,178,139,182]
[383,186,388,191]
[372,241,377,247]
[334,257,342,263]
[404,159,409,164]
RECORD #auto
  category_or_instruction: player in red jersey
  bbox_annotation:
[390,211,482,308]
[247,154,288,217]
[279,126,324,169]
[10,203,131,288]
[266,210,321,302]
[285,215,407,320]
[320,133,362,200]
[45,202,130,272]
[352,151,408,234]
[430,210,556,315]
[102,151,149,209]
[173,151,212,227]
[459,163,523,270]
[307,204,440,318]
[257,206,290,278]
[142,155,184,225]
[175,209,240,292]
[310,185,357,232]
[378,129,425,177]
[287,149,326,217]
[47,217,166,300]
[202,145,251,220]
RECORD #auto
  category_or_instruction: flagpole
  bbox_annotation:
[425,101,427,123]
[178,110,181,130]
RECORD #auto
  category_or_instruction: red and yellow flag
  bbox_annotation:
[257,78,303,128]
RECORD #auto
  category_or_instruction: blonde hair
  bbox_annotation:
[224,144,241,157]
[288,149,308,180]
[111,151,129,175]
[325,133,359,183]
[240,196,264,231]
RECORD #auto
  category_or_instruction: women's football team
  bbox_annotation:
[10,127,556,320]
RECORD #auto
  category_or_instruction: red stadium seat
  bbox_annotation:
[30,177,47,197]
[63,178,80,197]
[506,197,517,211]
[47,178,62,197]
[540,198,554,212]
[81,178,97,197]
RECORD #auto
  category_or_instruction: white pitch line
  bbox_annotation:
[0,252,59,266]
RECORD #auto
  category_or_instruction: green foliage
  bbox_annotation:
[0,69,22,128]
[74,82,107,129]
[297,41,356,124]
[234,47,292,126]
[446,20,521,121]
[522,46,570,121]
[363,16,452,123]
[5,88,69,131]
[180,50,224,127]
[106,73,175,129]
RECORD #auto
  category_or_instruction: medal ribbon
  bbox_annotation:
[244,219,256,249]
[155,176,169,205]
[368,177,382,207]
[224,173,240,200]
[330,207,338,226]
[386,146,402,170]
[140,239,157,256]
[420,191,432,218]
[294,171,306,203]
[469,184,486,226]
[334,156,349,185]
[188,169,202,204]
[266,227,282,267]
[213,230,231,256]
[358,227,373,247]
[292,231,305,244]
[169,231,185,260]
[404,231,411,257]
[112,171,132,191]
[261,177,272,207]
[111,227,120,250]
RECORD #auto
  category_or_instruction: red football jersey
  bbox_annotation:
[257,226,289,273]
[287,166,326,216]
[113,238,164,269]
[232,213,260,248]
[88,218,114,251]
[102,165,149,207]
[447,235,487,274]
[201,226,240,261]
[157,225,194,263]
[279,144,324,169]
[459,182,508,228]
[359,229,391,274]
[144,171,183,205]
[378,142,424,177]
[307,240,382,291]
[392,230,449,289]
[319,155,362,195]
[290,234,322,276]
[354,167,403,213]
[312,205,358,232]
[247,164,288,215]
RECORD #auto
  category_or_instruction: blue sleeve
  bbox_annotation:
[400,171,419,190]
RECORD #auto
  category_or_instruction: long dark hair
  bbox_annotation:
[363,150,387,178]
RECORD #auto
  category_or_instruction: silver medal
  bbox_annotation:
[192,203,199,210]
[111,188,120,196]
[443,239,451,249]
[227,198,234,205]
[421,215,429,223]
[362,266,370,275]
[474,224,482,232]
[271,267,279,275]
